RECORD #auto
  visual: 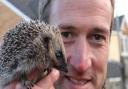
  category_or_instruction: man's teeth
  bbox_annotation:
[69,77,89,85]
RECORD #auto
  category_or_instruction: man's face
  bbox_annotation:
[49,0,112,89]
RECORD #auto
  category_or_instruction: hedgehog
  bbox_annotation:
[0,20,67,89]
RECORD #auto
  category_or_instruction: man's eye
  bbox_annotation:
[61,32,72,39]
[91,34,106,43]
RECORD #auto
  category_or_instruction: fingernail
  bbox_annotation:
[52,69,60,80]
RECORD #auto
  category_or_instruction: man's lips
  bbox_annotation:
[65,75,92,85]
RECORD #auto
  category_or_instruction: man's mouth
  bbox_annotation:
[65,75,91,85]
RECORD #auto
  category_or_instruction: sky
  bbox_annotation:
[115,0,128,16]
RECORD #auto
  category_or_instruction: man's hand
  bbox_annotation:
[4,69,60,89]
[32,69,60,89]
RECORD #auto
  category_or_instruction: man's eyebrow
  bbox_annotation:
[92,27,110,35]
[58,24,77,31]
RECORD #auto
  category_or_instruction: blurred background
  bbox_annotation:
[0,0,128,89]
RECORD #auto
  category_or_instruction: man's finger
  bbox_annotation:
[32,68,60,89]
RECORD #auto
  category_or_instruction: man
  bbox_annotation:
[4,0,114,89]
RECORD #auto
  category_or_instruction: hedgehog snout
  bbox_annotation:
[55,50,68,73]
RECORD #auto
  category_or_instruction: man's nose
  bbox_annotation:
[68,36,93,74]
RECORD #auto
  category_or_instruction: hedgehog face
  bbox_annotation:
[49,30,68,73]
[38,30,67,73]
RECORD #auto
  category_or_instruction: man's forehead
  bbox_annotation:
[50,0,112,19]
[49,0,112,32]
[50,0,112,16]
[51,0,112,9]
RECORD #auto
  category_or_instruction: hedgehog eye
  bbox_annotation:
[55,50,62,58]
[44,37,50,43]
